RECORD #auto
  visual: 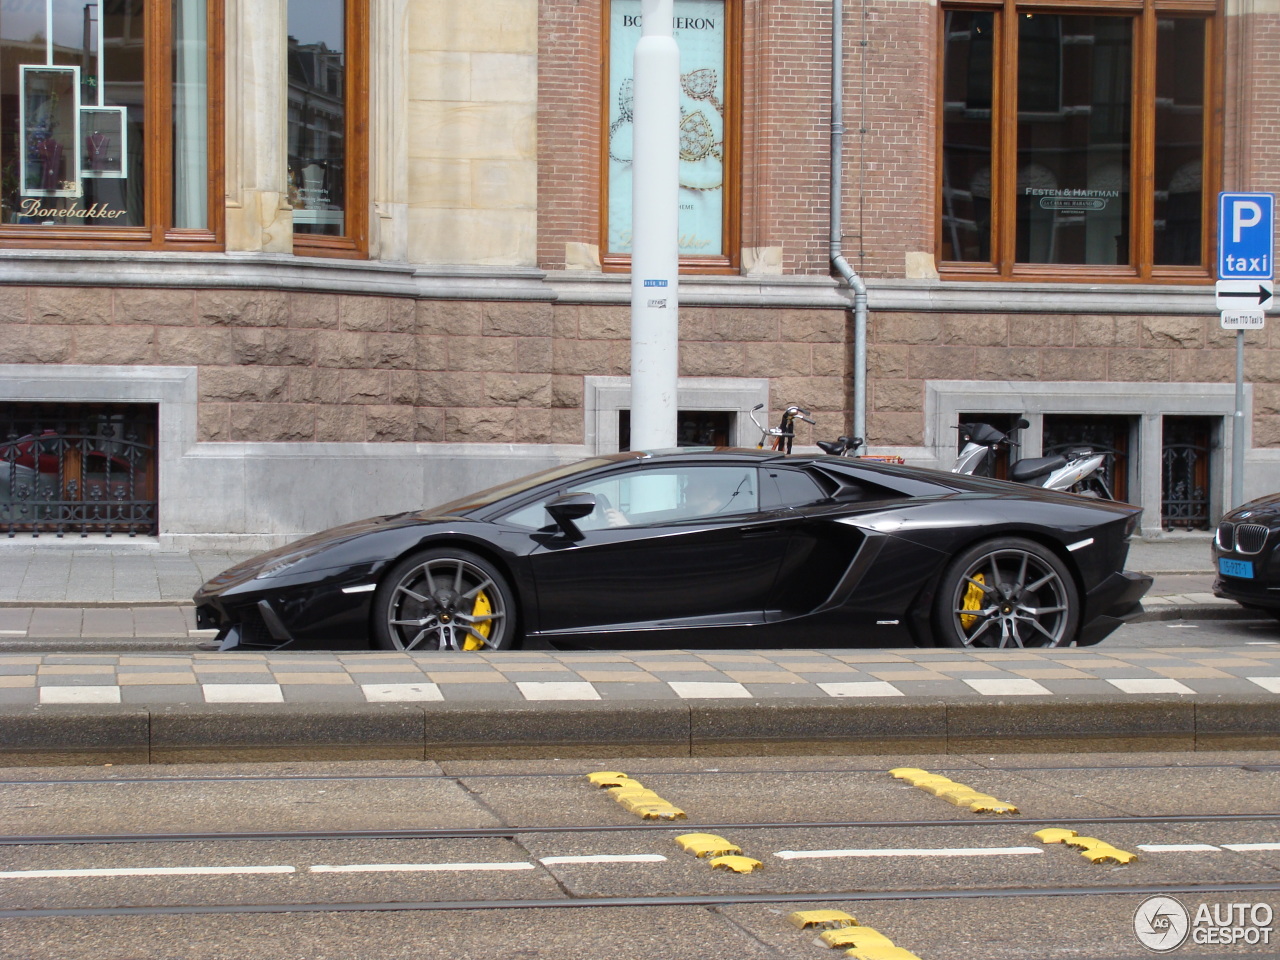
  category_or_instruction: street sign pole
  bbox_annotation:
[1218,192,1275,510]
[1234,329,1245,510]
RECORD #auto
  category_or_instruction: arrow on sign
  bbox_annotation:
[1215,280,1274,310]
[1218,283,1272,305]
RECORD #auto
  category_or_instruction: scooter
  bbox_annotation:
[817,434,864,457]
[953,418,1113,498]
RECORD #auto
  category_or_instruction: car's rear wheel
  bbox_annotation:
[933,537,1078,648]
[372,548,516,651]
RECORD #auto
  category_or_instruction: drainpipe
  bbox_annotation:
[830,0,869,445]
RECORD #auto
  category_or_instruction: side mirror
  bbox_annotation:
[1014,418,1030,430]
[546,492,596,539]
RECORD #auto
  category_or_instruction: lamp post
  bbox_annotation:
[628,0,680,451]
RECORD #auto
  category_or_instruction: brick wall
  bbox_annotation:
[537,0,604,269]
[537,0,936,279]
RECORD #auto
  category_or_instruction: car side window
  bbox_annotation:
[762,468,830,508]
[496,465,761,530]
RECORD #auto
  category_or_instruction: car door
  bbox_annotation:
[498,463,793,635]
[763,462,950,624]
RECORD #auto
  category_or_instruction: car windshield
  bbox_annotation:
[423,457,621,516]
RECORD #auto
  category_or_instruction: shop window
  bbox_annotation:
[0,0,221,246]
[1,402,157,537]
[287,0,367,257]
[619,409,732,450]
[602,0,738,272]
[939,3,1214,280]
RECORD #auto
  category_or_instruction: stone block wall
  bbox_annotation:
[867,312,1280,447]
[406,0,539,266]
[0,286,849,448]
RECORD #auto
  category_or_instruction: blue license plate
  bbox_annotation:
[1219,558,1255,579]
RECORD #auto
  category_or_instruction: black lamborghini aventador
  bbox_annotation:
[194,448,1151,652]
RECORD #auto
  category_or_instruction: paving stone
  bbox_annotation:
[280,683,366,703]
[436,682,525,701]
[741,682,824,698]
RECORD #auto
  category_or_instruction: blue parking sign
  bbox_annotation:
[1218,192,1275,279]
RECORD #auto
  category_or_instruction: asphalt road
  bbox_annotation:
[1,751,1278,959]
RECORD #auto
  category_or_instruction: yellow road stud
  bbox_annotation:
[675,833,742,858]
[633,805,686,820]
[844,946,923,960]
[1034,828,1080,844]
[820,927,895,948]
[939,786,985,804]
[1061,835,1103,850]
[920,779,961,796]
[968,798,1019,814]
[607,781,652,795]
[614,788,663,804]
[1077,842,1138,864]
[788,910,858,930]
[586,771,630,786]
[709,855,762,873]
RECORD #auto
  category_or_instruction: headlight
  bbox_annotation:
[254,549,320,579]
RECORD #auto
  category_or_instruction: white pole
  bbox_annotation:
[629,0,681,451]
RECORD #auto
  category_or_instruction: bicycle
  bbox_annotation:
[749,403,814,454]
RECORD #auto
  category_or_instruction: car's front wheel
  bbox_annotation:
[933,537,1079,648]
[372,548,516,651]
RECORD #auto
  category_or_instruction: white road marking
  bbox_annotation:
[0,866,295,879]
[1222,843,1280,852]
[517,681,601,701]
[774,847,1043,860]
[1247,677,1280,694]
[539,855,668,865]
[668,681,752,699]
[1106,678,1195,695]
[0,630,27,636]
[202,683,284,703]
[963,679,1051,696]
[819,681,903,698]
[310,862,535,874]
[362,682,443,702]
[39,685,121,704]
[1137,844,1221,852]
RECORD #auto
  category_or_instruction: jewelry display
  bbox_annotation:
[608,68,723,191]
[78,107,126,178]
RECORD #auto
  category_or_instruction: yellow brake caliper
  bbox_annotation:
[463,590,492,651]
[960,573,986,631]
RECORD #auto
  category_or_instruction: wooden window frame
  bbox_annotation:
[290,0,368,259]
[0,0,224,251]
[936,0,1221,283]
[599,0,741,274]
